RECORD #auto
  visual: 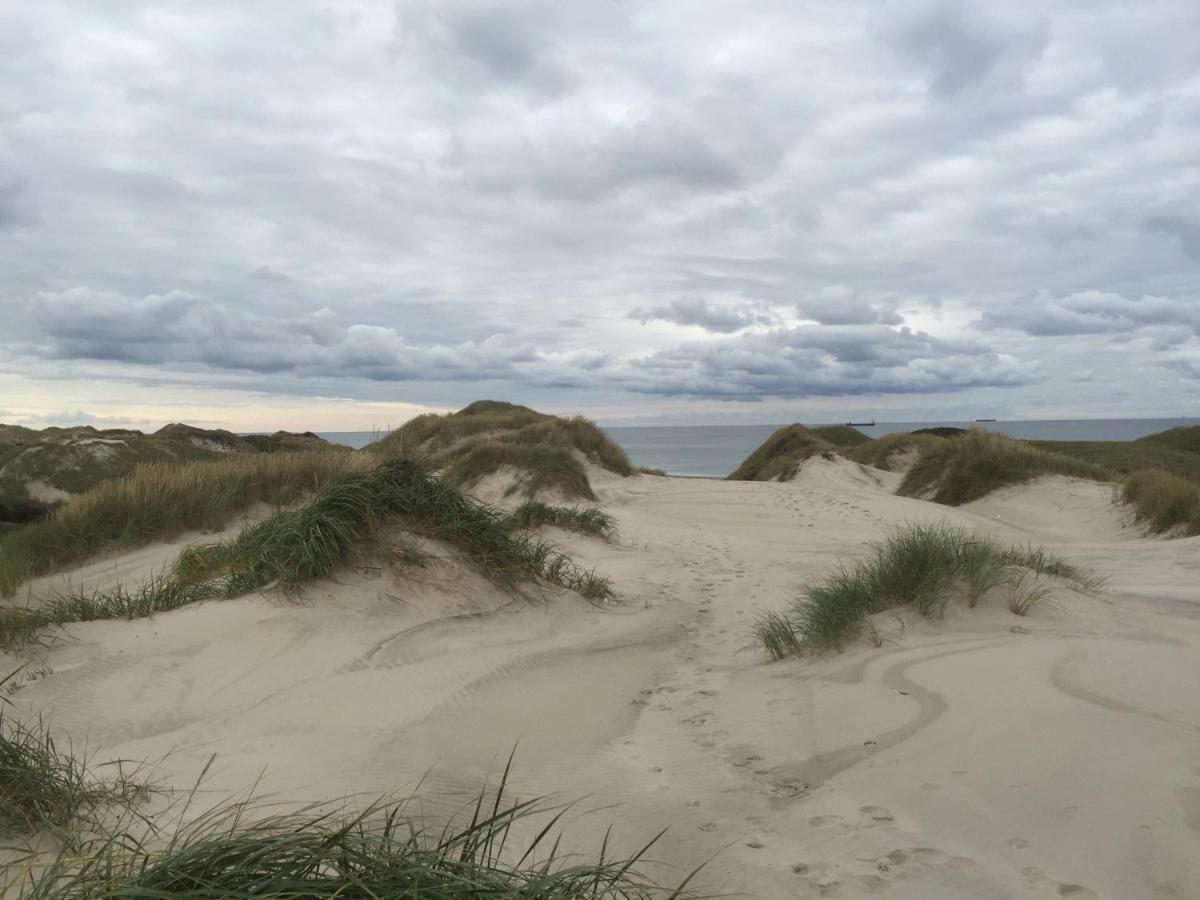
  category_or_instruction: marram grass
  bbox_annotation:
[8,760,704,900]
[505,501,617,539]
[0,451,369,598]
[1,459,614,649]
[370,401,634,500]
[1,683,148,839]
[756,522,1102,657]
[898,429,1112,505]
[1121,469,1200,536]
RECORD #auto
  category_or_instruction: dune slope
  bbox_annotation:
[3,459,1199,898]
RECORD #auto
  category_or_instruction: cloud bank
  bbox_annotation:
[0,0,1197,425]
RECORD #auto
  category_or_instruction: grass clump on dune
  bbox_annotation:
[848,432,943,472]
[1026,425,1200,482]
[2,459,615,648]
[174,458,614,599]
[0,451,368,598]
[899,429,1111,505]
[505,501,617,539]
[371,401,634,500]
[1121,469,1200,536]
[727,425,838,481]
[1,677,146,837]
[756,522,1101,657]
[810,425,871,449]
[15,765,701,900]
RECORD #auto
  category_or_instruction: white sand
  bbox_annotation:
[4,459,1200,898]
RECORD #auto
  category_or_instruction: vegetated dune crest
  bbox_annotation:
[5,444,1199,898]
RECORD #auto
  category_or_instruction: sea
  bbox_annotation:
[318,417,1200,478]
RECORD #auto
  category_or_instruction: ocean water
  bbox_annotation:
[319,417,1200,478]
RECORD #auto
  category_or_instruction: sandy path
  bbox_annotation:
[5,460,1200,897]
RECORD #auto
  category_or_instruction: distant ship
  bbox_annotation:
[975,418,997,422]
[845,419,875,427]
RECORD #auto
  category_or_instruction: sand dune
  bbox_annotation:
[4,459,1199,897]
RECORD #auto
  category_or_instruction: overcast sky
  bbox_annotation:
[2,1,1198,431]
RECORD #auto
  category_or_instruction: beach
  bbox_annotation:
[5,454,1198,898]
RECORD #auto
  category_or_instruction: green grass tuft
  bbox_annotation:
[756,522,1100,657]
[1,702,147,837]
[0,452,369,598]
[2,459,616,648]
[727,425,837,481]
[810,425,870,449]
[847,432,943,472]
[14,762,701,900]
[898,429,1112,505]
[370,402,633,500]
[1121,469,1200,536]
[506,502,617,539]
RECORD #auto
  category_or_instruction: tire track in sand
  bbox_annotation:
[771,641,1007,792]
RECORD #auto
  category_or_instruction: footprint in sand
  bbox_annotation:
[875,847,977,878]
[1022,867,1099,898]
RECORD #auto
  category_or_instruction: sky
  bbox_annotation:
[1,0,1198,431]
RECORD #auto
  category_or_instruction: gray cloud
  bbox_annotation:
[31,288,555,383]
[888,2,1047,97]
[0,0,1198,423]
[978,290,1200,339]
[795,287,905,326]
[625,324,1028,398]
[1147,214,1200,260]
[627,298,773,333]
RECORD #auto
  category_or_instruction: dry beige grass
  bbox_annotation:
[0,451,370,597]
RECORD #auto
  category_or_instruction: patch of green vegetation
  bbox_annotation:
[898,429,1112,505]
[1026,435,1200,482]
[1137,425,1200,455]
[505,501,617,539]
[1,684,147,837]
[370,401,634,500]
[14,763,701,900]
[0,452,367,598]
[847,432,943,472]
[1121,469,1200,536]
[811,425,870,449]
[756,522,1101,657]
[727,425,836,481]
[2,459,614,649]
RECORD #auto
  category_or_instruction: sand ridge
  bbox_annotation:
[4,459,1200,897]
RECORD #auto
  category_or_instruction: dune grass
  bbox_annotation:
[847,432,942,472]
[13,763,701,900]
[810,425,870,449]
[0,451,368,599]
[1121,469,1200,536]
[445,444,597,500]
[505,501,617,539]
[371,401,634,501]
[898,429,1112,505]
[727,425,837,481]
[756,522,1101,657]
[1,689,146,838]
[1,459,615,649]
[1026,436,1200,482]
